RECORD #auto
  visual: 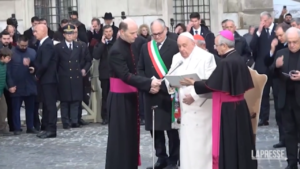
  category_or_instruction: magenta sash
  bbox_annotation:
[212,92,244,169]
[110,78,137,93]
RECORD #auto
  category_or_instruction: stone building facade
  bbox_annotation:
[0,0,273,35]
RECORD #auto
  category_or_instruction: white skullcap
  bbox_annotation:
[179,32,194,40]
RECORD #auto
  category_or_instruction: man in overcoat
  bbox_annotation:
[55,24,91,129]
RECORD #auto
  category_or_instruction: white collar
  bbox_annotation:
[39,36,48,46]
[193,27,201,34]
[65,40,73,46]
[266,23,274,32]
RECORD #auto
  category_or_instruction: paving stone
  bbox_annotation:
[0,103,287,169]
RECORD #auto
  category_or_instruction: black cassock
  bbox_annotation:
[105,38,152,169]
[193,50,258,169]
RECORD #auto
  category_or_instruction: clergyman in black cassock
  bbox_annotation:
[269,27,300,169]
[138,20,180,169]
[105,19,161,169]
[181,33,257,169]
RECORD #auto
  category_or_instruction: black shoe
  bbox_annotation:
[285,165,298,169]
[79,119,88,125]
[140,119,145,125]
[41,126,46,131]
[63,123,70,129]
[163,164,178,169]
[258,120,269,126]
[26,128,39,134]
[146,161,167,169]
[0,130,12,136]
[71,123,80,128]
[36,131,56,139]
[14,131,22,135]
[101,119,108,125]
[273,142,285,148]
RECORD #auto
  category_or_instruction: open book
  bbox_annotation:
[165,73,201,87]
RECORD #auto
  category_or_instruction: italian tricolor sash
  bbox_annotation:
[147,40,181,129]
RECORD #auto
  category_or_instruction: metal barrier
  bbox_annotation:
[21,59,103,124]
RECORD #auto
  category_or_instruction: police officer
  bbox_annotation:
[55,24,91,129]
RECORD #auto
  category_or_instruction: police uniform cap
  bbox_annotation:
[63,24,75,34]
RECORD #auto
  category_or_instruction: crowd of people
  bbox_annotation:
[0,7,299,169]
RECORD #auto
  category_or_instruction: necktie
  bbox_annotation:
[266,28,270,38]
[156,42,161,50]
[69,43,72,50]
[195,30,198,35]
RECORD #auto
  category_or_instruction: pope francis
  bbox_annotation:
[165,32,216,169]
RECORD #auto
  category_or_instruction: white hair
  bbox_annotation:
[260,11,273,18]
[196,40,206,45]
[150,19,166,28]
[285,27,300,38]
[217,35,235,48]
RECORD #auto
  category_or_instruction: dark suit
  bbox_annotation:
[93,39,115,121]
[269,48,300,167]
[234,31,252,63]
[167,31,178,41]
[250,24,276,123]
[264,42,288,144]
[190,26,215,54]
[33,37,58,132]
[138,38,180,165]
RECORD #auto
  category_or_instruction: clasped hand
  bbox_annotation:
[149,79,162,94]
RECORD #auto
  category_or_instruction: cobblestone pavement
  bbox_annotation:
[0,105,288,169]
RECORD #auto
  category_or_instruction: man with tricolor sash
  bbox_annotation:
[138,19,180,169]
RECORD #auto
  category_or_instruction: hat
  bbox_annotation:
[102,12,114,20]
[179,32,194,40]
[219,30,234,41]
[62,24,75,34]
[193,34,204,41]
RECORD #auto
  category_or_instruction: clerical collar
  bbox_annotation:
[222,49,235,58]
[119,37,131,46]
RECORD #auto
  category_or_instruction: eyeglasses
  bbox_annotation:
[151,30,164,37]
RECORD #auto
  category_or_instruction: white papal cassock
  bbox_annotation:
[165,46,217,169]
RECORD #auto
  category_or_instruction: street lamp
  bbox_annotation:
[170,18,174,32]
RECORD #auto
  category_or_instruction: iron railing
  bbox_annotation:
[173,0,211,29]
[34,0,78,31]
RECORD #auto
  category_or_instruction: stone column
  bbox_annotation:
[78,0,93,27]
[161,0,174,28]
[209,0,224,34]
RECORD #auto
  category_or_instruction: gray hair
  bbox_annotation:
[260,11,272,18]
[285,27,300,38]
[150,19,166,28]
[292,18,300,25]
[217,35,235,48]
[196,40,206,45]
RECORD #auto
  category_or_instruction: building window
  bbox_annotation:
[34,0,78,31]
[173,0,211,29]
